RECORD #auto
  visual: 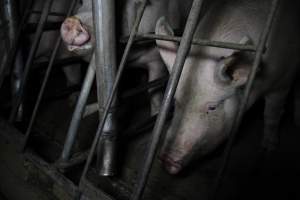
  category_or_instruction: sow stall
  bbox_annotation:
[0,0,299,200]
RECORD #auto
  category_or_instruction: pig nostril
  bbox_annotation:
[160,153,183,174]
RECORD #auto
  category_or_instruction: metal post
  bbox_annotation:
[59,55,96,161]
[22,0,80,152]
[9,0,54,122]
[131,1,204,199]
[92,0,118,176]
[212,0,280,199]
[79,0,149,190]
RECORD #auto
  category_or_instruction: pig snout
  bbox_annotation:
[61,17,90,47]
[160,151,184,175]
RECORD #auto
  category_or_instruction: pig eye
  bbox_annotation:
[205,102,219,114]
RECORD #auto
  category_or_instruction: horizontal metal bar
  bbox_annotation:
[32,57,83,70]
[55,150,89,169]
[121,75,168,99]
[30,10,66,17]
[137,33,257,52]
[24,22,63,33]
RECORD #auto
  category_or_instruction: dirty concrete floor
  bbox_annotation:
[0,120,57,200]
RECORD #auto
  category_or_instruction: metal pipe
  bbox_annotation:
[138,33,257,52]
[131,1,204,200]
[9,0,54,122]
[92,0,118,176]
[59,55,96,161]
[22,0,80,152]
[30,10,66,17]
[79,0,149,190]
[212,0,279,199]
[0,0,33,89]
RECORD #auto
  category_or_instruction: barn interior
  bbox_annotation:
[0,0,300,200]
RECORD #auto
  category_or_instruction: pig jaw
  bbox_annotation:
[61,17,90,50]
[160,103,235,175]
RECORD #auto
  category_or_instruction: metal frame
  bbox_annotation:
[77,0,280,200]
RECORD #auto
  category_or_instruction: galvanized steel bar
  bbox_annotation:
[9,0,54,122]
[22,0,80,152]
[131,1,204,200]
[212,0,280,199]
[138,33,256,52]
[92,0,118,177]
[59,55,95,161]
[79,0,149,189]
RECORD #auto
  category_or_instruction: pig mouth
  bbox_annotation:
[61,17,91,48]
[160,153,183,175]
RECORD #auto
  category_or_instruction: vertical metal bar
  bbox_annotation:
[131,1,204,200]
[59,55,96,161]
[9,0,54,122]
[22,0,80,152]
[92,0,118,176]
[0,0,33,89]
[212,0,280,199]
[79,0,148,189]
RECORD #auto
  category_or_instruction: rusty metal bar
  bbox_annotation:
[59,55,95,161]
[131,1,204,200]
[212,0,280,199]
[22,0,80,151]
[137,33,257,52]
[9,0,54,122]
[79,0,149,192]
[92,0,118,177]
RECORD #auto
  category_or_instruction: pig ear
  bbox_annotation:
[155,17,178,73]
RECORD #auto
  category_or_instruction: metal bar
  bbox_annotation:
[0,0,33,89]
[24,22,64,33]
[92,0,118,177]
[121,75,168,99]
[79,0,149,191]
[131,1,204,200]
[138,33,257,52]
[22,0,80,151]
[9,0,54,122]
[59,55,95,161]
[30,10,66,17]
[32,57,83,70]
[55,150,89,169]
[212,0,280,199]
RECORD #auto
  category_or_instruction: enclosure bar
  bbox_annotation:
[212,0,280,199]
[92,0,118,176]
[30,10,66,17]
[9,0,54,122]
[121,75,168,99]
[0,0,33,89]
[59,55,96,161]
[22,0,80,152]
[79,0,148,189]
[138,33,257,52]
[131,1,204,200]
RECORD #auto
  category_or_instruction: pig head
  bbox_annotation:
[155,15,254,174]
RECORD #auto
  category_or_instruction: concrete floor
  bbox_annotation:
[0,120,57,200]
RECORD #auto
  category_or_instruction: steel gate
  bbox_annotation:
[4,0,280,199]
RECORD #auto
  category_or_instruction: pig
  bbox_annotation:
[60,0,193,115]
[155,0,300,174]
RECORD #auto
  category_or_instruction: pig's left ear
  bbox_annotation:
[155,17,178,73]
